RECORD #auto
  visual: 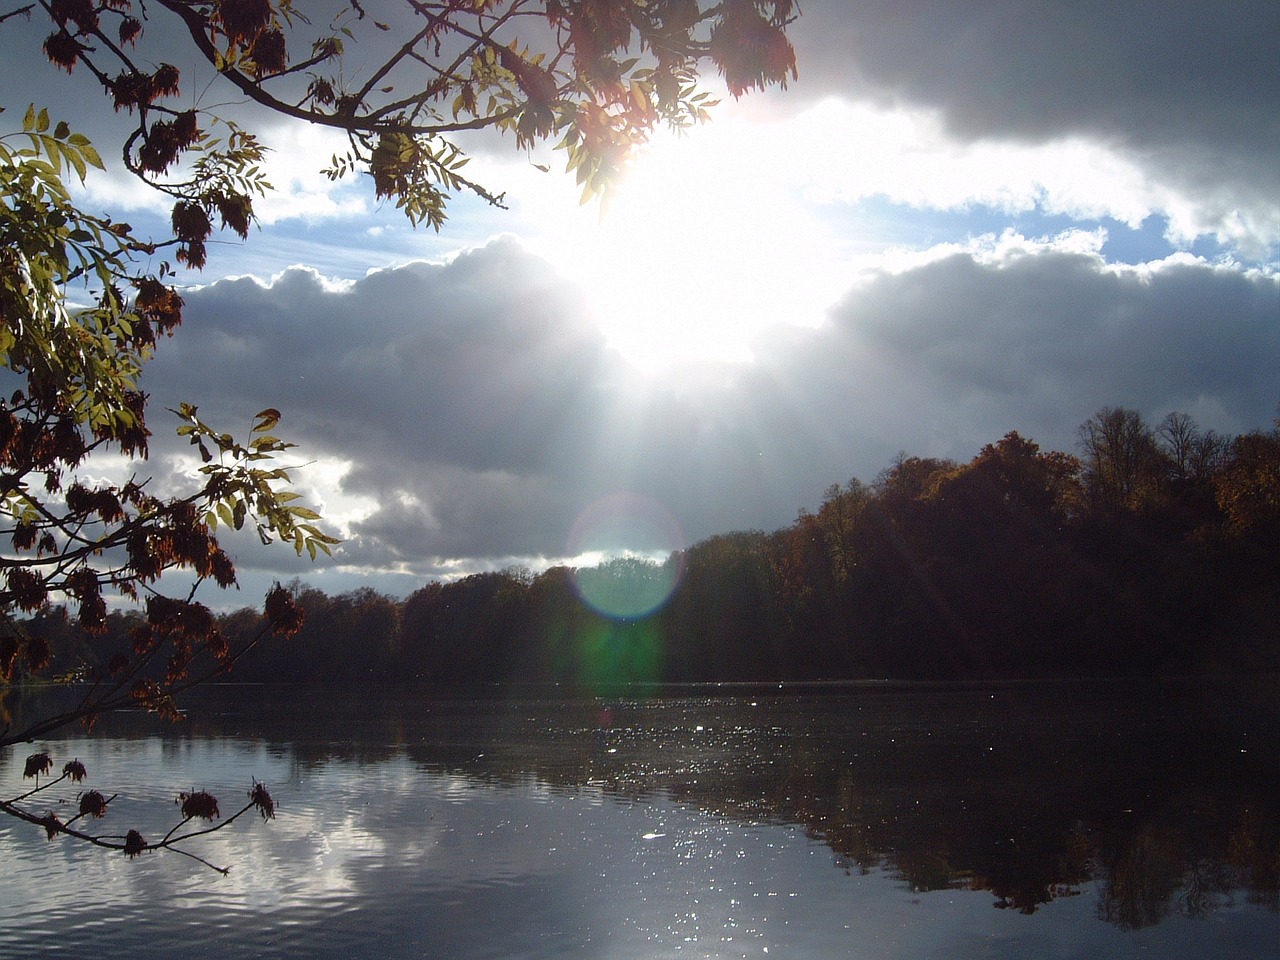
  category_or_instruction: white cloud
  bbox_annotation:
[786,101,1146,223]
[780,2,1280,256]
[775,99,1276,255]
[248,121,370,225]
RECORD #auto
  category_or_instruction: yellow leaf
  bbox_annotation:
[253,408,281,432]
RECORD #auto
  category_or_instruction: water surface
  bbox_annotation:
[2,680,1277,958]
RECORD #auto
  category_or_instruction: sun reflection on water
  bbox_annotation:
[3,685,1278,959]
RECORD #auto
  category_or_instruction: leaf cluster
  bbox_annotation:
[1,750,277,873]
[20,0,799,235]
[1,105,155,450]
[175,404,340,560]
[1,113,329,734]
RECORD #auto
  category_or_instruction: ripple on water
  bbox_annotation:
[4,683,1279,959]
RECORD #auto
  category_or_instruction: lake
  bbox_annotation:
[2,680,1277,958]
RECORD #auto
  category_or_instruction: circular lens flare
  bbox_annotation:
[567,492,686,620]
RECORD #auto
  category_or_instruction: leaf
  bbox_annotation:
[301,526,341,544]
[74,139,103,170]
[65,144,87,181]
[252,408,282,432]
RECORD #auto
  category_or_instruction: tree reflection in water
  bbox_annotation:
[4,678,1277,939]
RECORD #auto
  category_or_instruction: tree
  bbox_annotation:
[400,570,529,685]
[902,433,1086,672]
[1077,407,1166,510]
[1215,425,1280,542]
[1156,410,1229,486]
[0,110,326,868]
[1156,412,1198,483]
[663,530,783,680]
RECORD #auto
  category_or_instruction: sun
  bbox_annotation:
[530,118,846,376]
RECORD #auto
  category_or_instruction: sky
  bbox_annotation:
[3,1,1278,606]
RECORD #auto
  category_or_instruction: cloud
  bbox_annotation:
[780,1,1280,251]
[789,2,1278,156]
[783,102,1163,228]
[139,241,627,569]
[751,241,1279,469]
[133,238,1277,596]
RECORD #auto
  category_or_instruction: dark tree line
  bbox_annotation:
[17,407,1280,687]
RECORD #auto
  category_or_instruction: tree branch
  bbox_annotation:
[151,0,527,138]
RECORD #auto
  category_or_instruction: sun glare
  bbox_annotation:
[536,121,845,375]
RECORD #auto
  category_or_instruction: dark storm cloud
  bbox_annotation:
[139,240,636,566]
[144,239,620,474]
[750,249,1280,471]
[784,1,1280,230]
[139,240,1278,584]
[790,1,1278,151]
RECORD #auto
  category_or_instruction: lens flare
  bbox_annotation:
[567,492,686,620]
[575,618,663,692]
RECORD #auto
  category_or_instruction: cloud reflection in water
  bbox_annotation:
[2,684,1278,959]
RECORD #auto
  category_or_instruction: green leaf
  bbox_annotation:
[301,526,341,544]
[79,141,103,170]
[65,144,87,181]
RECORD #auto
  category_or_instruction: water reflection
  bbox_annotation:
[2,680,1277,958]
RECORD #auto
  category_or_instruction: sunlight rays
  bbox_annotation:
[516,115,847,376]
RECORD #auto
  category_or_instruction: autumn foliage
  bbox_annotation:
[22,1,800,234]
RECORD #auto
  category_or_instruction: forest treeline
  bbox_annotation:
[17,406,1280,686]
